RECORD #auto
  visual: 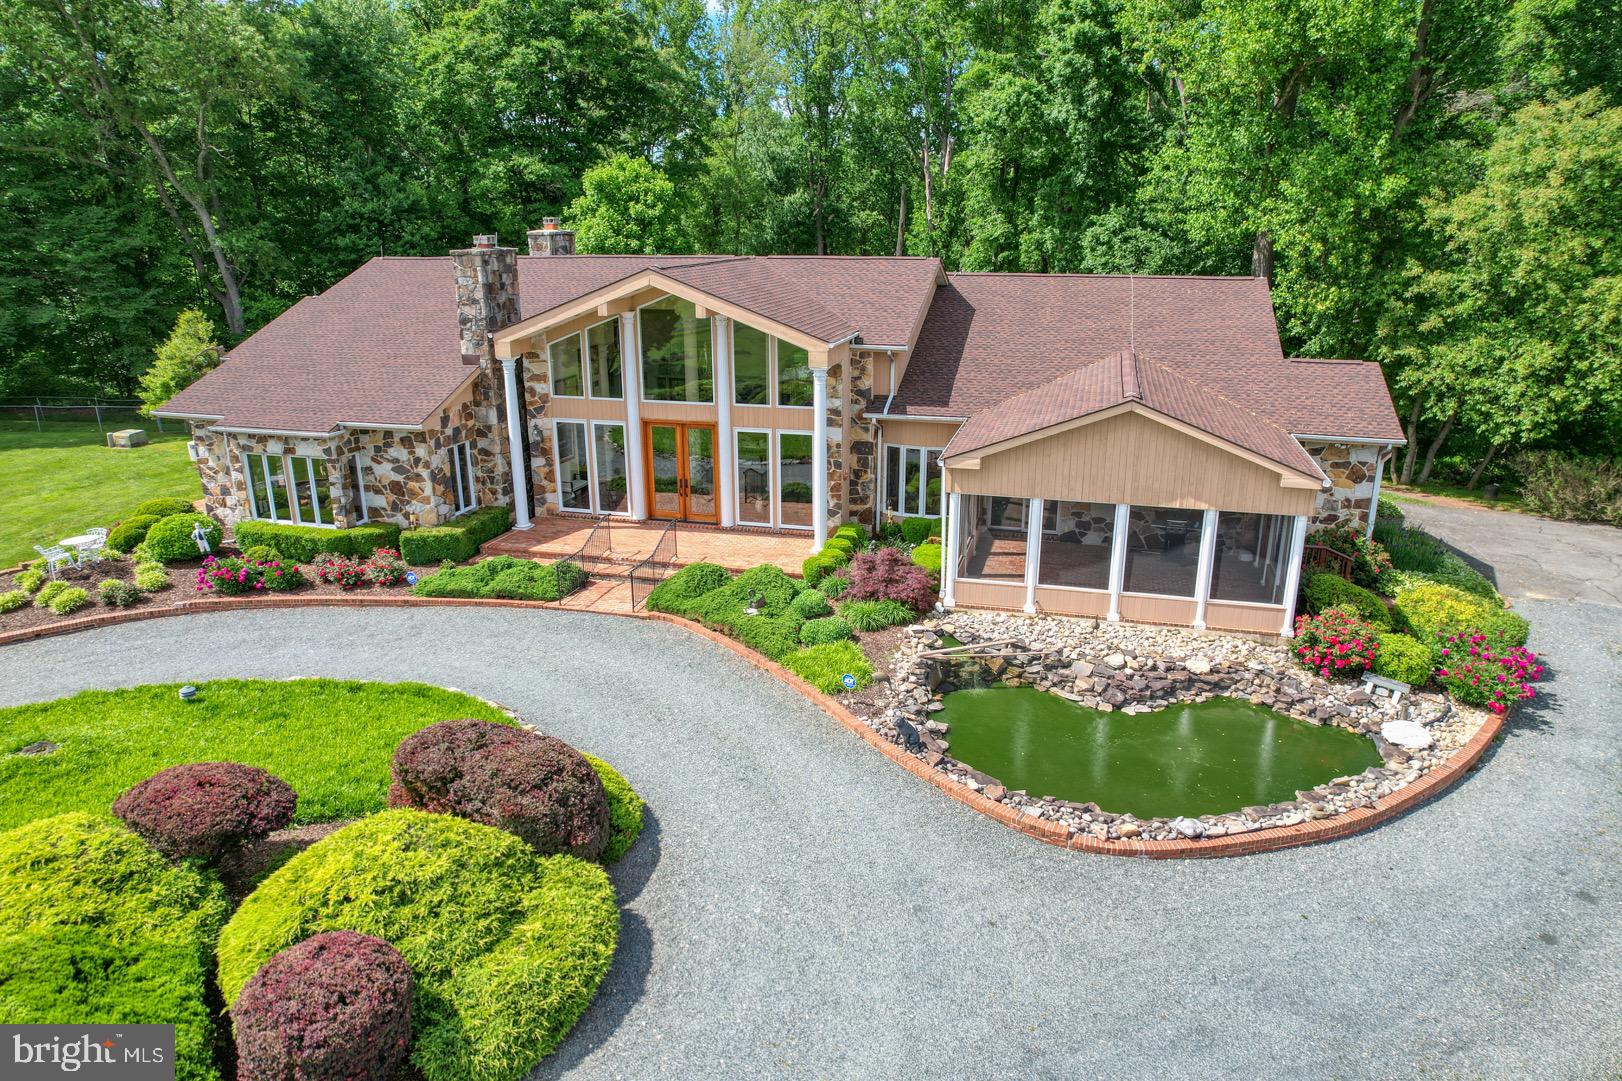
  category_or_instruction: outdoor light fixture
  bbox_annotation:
[179,685,198,701]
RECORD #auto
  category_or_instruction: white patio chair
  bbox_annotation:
[34,544,75,578]
[83,527,109,562]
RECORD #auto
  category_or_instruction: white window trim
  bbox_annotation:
[348,454,369,524]
[776,429,816,532]
[589,419,634,518]
[583,317,625,401]
[1206,509,1295,609]
[636,293,715,405]
[733,426,777,528]
[548,331,586,400]
[241,448,335,528]
[448,441,478,515]
[773,337,815,410]
[551,420,592,514]
[882,444,946,518]
[731,324,817,411]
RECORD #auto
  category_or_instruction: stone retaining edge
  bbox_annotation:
[0,595,1503,858]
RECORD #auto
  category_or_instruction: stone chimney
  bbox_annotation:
[527,217,576,257]
[451,234,520,365]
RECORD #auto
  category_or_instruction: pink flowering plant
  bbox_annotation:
[1306,524,1394,591]
[1293,607,1380,679]
[194,555,305,595]
[313,552,367,591]
[1434,630,1543,714]
[364,548,409,587]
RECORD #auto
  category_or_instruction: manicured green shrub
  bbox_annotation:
[910,542,942,578]
[143,514,222,563]
[733,614,803,660]
[134,563,171,591]
[1372,632,1433,686]
[688,564,803,630]
[399,507,512,565]
[820,574,850,599]
[113,762,298,862]
[0,813,228,1081]
[107,514,162,554]
[899,516,938,544]
[833,522,868,547]
[388,719,609,860]
[644,562,732,616]
[839,599,917,631]
[411,557,583,602]
[232,930,413,1081]
[799,615,854,645]
[233,521,402,563]
[1393,583,1529,650]
[242,544,283,563]
[581,754,644,863]
[1304,573,1391,629]
[822,536,856,561]
[1305,523,1392,590]
[48,587,88,614]
[789,589,832,619]
[1376,496,1405,525]
[1383,551,1498,601]
[133,497,198,519]
[801,553,845,587]
[217,810,619,1081]
[784,641,874,694]
[35,580,71,608]
[0,589,27,613]
[16,568,46,593]
[98,579,143,608]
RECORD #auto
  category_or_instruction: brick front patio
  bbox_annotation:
[482,514,815,577]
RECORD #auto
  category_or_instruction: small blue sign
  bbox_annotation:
[406,571,418,586]
[841,673,858,690]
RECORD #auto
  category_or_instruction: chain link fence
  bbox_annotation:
[0,397,166,432]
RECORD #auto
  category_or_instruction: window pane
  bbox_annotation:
[1038,501,1115,590]
[1210,511,1290,605]
[649,424,681,517]
[961,495,1028,581]
[549,333,584,397]
[349,456,368,523]
[732,324,769,405]
[1122,505,1203,596]
[639,296,712,402]
[687,426,716,519]
[884,445,902,514]
[923,450,942,516]
[779,432,814,528]
[903,448,921,515]
[594,424,628,513]
[556,423,590,510]
[736,431,772,525]
[291,456,325,526]
[776,341,813,406]
[587,321,622,399]
[258,454,290,521]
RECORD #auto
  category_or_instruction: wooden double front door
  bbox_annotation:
[644,421,718,523]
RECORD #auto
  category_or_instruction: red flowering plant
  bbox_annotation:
[1293,606,1380,679]
[195,555,306,595]
[313,552,367,591]
[1306,524,1393,591]
[364,548,409,587]
[1434,631,1544,714]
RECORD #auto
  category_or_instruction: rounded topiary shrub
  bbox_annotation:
[242,545,283,564]
[233,931,412,1081]
[1373,632,1434,686]
[388,719,609,860]
[144,514,223,563]
[134,496,200,519]
[799,615,854,645]
[0,814,228,1081]
[112,762,298,861]
[644,561,732,616]
[217,809,619,1081]
[581,753,644,863]
[1304,573,1392,629]
[788,588,832,619]
[107,514,162,554]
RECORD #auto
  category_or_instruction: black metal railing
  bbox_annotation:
[566,517,613,575]
[628,521,678,610]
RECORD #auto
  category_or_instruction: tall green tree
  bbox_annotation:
[568,155,693,253]
[138,309,220,414]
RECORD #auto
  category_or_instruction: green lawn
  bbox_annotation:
[1386,481,1527,513]
[0,680,514,829]
[0,413,202,569]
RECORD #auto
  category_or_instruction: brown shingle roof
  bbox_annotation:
[943,350,1324,478]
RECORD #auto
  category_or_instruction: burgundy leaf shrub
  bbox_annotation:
[233,930,412,1081]
[112,762,297,861]
[840,547,936,613]
[387,719,610,860]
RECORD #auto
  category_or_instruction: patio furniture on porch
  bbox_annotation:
[33,543,76,577]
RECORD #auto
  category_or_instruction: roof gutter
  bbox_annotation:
[210,425,341,438]
[1292,433,1407,447]
[866,412,969,422]
[151,410,223,421]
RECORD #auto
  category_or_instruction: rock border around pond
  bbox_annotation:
[861,610,1489,845]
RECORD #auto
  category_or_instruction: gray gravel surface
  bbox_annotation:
[1397,499,1622,606]
[1,602,1617,1081]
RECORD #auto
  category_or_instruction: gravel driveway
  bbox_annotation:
[1,601,1616,1081]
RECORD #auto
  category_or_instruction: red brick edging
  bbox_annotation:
[0,595,1503,858]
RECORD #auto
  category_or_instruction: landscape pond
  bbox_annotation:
[938,684,1384,819]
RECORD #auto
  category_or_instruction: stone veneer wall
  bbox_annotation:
[519,349,557,510]
[1304,442,1382,529]
[844,349,879,528]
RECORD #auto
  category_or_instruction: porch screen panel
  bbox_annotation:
[778,432,814,528]
[549,333,584,397]
[1038,500,1115,590]
[777,342,813,407]
[594,423,628,513]
[733,324,770,405]
[555,423,591,510]
[1122,505,1204,596]
[960,495,1029,582]
[1210,511,1292,605]
[586,321,622,399]
[640,297,713,402]
[736,431,772,525]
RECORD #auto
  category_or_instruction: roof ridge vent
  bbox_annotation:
[1120,348,1142,401]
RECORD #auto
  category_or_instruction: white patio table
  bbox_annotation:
[59,534,102,565]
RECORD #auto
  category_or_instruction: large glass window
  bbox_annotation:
[586,320,622,399]
[291,456,328,525]
[448,442,477,514]
[1122,505,1204,596]
[593,422,628,513]
[245,452,330,525]
[555,422,590,511]
[1210,511,1293,605]
[640,296,712,402]
[883,445,945,517]
[777,342,813,407]
[348,454,369,523]
[549,333,584,397]
[736,430,773,525]
[244,453,289,522]
[1038,500,1116,590]
[958,494,1030,582]
[733,324,770,405]
[778,432,814,528]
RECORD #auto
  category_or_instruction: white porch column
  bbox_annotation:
[1023,498,1043,614]
[1366,449,1387,540]
[500,358,533,530]
[715,316,736,527]
[1278,513,1310,637]
[942,490,961,608]
[1191,508,1219,629]
[1106,502,1130,621]
[620,312,647,520]
[811,367,829,551]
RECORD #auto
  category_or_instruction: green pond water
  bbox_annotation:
[938,684,1383,819]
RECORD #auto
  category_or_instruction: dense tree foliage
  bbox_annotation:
[0,0,1615,471]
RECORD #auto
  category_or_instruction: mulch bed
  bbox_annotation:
[841,623,909,716]
[217,821,348,905]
